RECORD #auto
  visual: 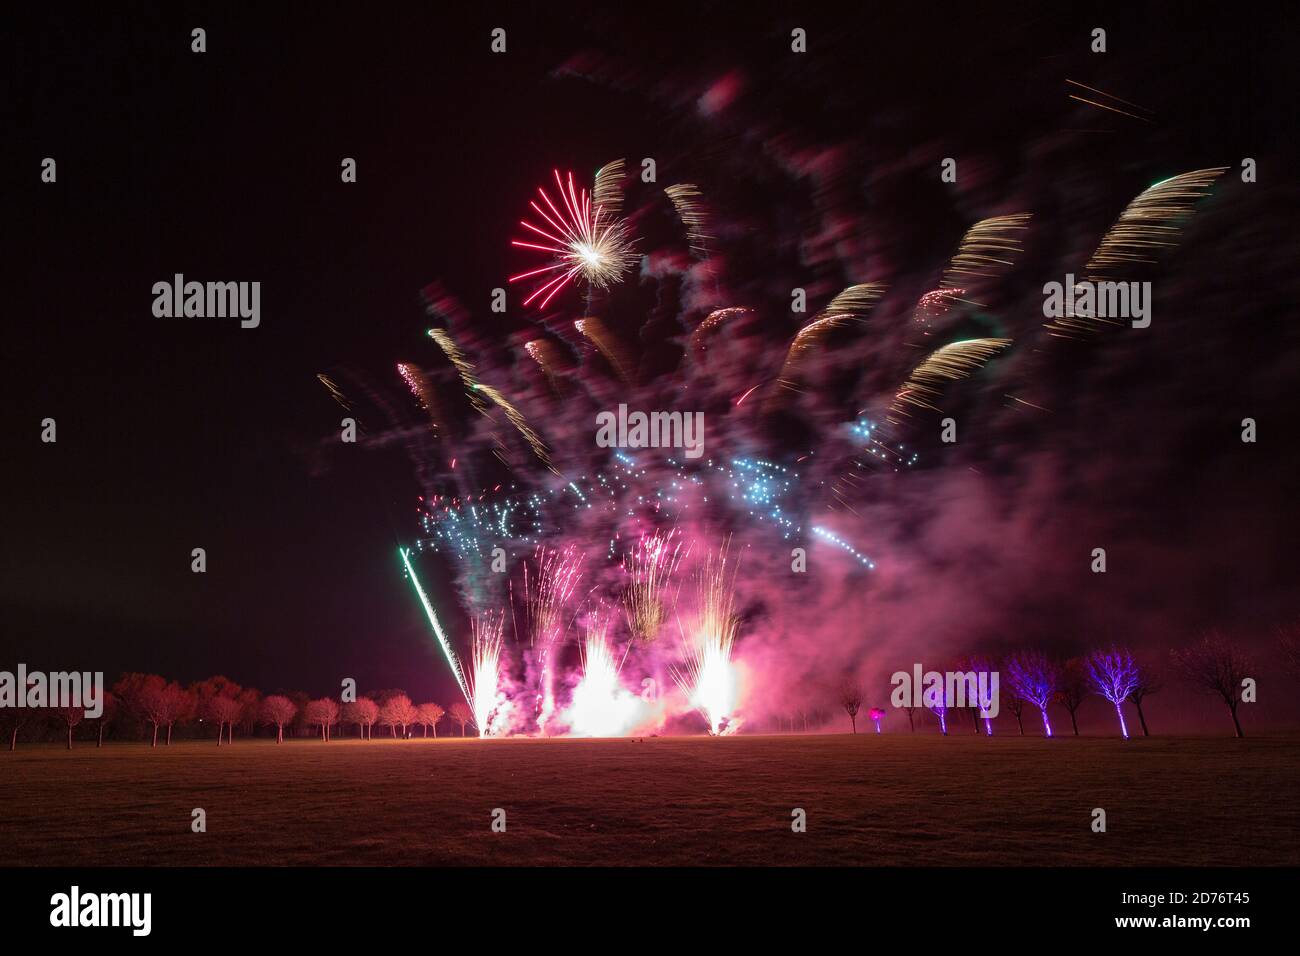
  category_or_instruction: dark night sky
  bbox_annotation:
[5,3,1299,723]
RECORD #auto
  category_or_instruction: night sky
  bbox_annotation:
[6,4,1299,728]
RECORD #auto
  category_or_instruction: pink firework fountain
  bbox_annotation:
[673,543,742,736]
[566,609,645,737]
[869,707,885,733]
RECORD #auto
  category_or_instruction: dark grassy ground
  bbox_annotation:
[1,734,1296,866]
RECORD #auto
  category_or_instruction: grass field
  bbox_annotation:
[2,734,1296,866]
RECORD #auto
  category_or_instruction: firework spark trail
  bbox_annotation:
[592,158,626,217]
[467,610,506,736]
[773,283,886,396]
[673,541,741,735]
[622,528,689,642]
[574,316,633,384]
[566,608,644,737]
[399,547,470,705]
[427,327,555,473]
[396,362,444,436]
[940,214,1032,299]
[889,337,1014,422]
[1047,168,1226,339]
[524,339,564,393]
[317,372,353,412]
[524,543,584,732]
[689,306,751,357]
[665,183,711,258]
[510,169,637,308]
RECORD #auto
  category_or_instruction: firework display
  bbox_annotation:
[322,152,1238,741]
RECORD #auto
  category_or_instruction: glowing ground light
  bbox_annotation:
[399,547,470,705]
[567,614,642,737]
[468,613,505,737]
[510,169,636,308]
[673,544,741,735]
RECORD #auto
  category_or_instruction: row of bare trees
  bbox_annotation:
[838,629,1284,739]
[2,673,476,751]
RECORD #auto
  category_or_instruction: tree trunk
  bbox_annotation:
[167,724,173,746]
[432,724,437,739]
[1015,714,1024,735]
[66,726,73,750]
[9,727,16,751]
[907,709,915,732]
[152,723,159,747]
[1229,703,1244,738]
[1069,709,1079,735]
[1135,699,1150,736]
[98,724,105,748]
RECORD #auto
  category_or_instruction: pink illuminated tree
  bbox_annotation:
[304,698,340,741]
[1085,646,1139,738]
[416,702,445,738]
[343,698,379,739]
[1005,651,1059,737]
[448,701,472,737]
[259,695,297,743]
[380,694,418,738]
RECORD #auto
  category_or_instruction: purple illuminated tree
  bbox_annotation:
[1171,632,1252,738]
[1085,646,1139,738]
[1005,651,1059,737]
[956,655,994,735]
[869,707,885,733]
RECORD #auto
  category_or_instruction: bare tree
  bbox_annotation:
[54,706,83,750]
[416,702,445,737]
[448,701,472,737]
[1128,662,1161,737]
[838,682,863,734]
[903,705,917,732]
[1171,632,1252,738]
[259,695,297,743]
[1005,693,1025,735]
[1277,621,1300,683]
[92,691,119,748]
[1057,658,1089,736]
